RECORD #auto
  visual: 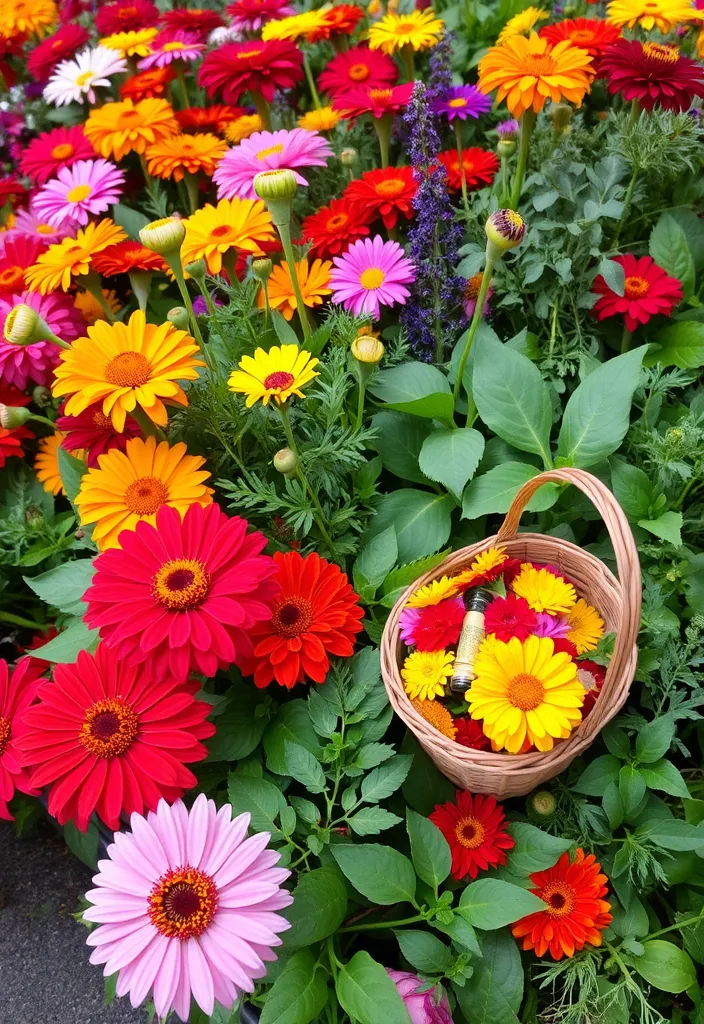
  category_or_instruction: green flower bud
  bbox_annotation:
[550,101,572,131]
[139,216,185,256]
[341,147,358,167]
[253,169,298,202]
[530,790,557,818]
[273,447,299,476]
[497,139,517,158]
[167,306,190,330]
[252,257,273,282]
[0,404,31,428]
[485,209,526,261]
[4,304,65,347]
[32,385,52,407]
[183,258,207,283]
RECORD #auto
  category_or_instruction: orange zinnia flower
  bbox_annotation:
[145,132,228,181]
[120,66,176,102]
[84,98,179,162]
[478,33,593,117]
[257,258,332,321]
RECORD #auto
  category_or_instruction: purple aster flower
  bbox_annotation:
[534,613,570,639]
[33,159,125,228]
[497,119,520,140]
[432,85,493,121]
[138,30,206,71]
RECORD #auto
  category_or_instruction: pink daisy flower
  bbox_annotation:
[329,235,415,319]
[213,127,332,200]
[83,795,293,1021]
[225,0,295,34]
[4,205,77,247]
[0,290,86,390]
[19,125,96,186]
[138,30,207,71]
[33,159,125,229]
[0,658,43,821]
[534,612,571,639]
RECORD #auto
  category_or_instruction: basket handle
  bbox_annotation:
[496,468,641,645]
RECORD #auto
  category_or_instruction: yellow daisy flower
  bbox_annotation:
[52,309,205,432]
[84,98,179,162]
[180,198,276,274]
[467,635,584,753]
[0,0,57,39]
[368,8,444,54]
[411,698,457,739]
[566,599,604,654]
[99,28,158,57]
[262,8,332,41]
[24,220,127,294]
[228,344,320,407]
[407,576,460,608]
[497,5,549,43]
[75,436,213,550]
[402,649,454,701]
[606,0,700,31]
[512,565,577,615]
[35,432,69,496]
[298,107,341,132]
[452,546,508,589]
[145,132,228,182]
[223,114,264,144]
[74,288,122,326]
[256,258,333,322]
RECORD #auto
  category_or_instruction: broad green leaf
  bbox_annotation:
[353,526,398,593]
[30,617,98,664]
[366,490,453,563]
[639,760,690,799]
[649,212,695,298]
[361,755,413,803]
[635,717,674,764]
[462,463,559,520]
[505,823,572,877]
[573,755,622,796]
[635,819,704,852]
[369,361,454,420]
[619,765,646,818]
[434,914,481,956]
[395,930,451,974]
[460,879,544,929]
[331,844,416,906]
[206,684,269,762]
[380,551,450,605]
[603,782,624,831]
[610,461,654,521]
[632,941,697,993]
[336,951,412,1024]
[348,807,403,835]
[227,774,286,838]
[264,701,322,775]
[57,447,88,503]
[638,511,683,547]
[284,867,348,947]
[597,258,625,296]
[64,820,99,868]
[454,929,524,1024]
[111,202,150,240]
[644,321,704,369]
[259,950,328,1024]
[611,894,649,940]
[271,309,299,346]
[24,559,95,616]
[419,427,485,500]
[284,741,326,794]
[401,734,455,815]
[406,808,451,889]
[372,411,432,484]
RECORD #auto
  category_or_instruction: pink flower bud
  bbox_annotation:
[386,970,454,1024]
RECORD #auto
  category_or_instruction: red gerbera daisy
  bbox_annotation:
[598,39,704,112]
[244,550,364,690]
[592,253,683,331]
[485,594,538,642]
[576,659,605,717]
[399,597,465,652]
[95,0,160,35]
[0,658,43,821]
[0,384,31,408]
[429,791,515,881]
[454,717,492,751]
[552,637,579,659]
[539,18,621,59]
[438,148,500,191]
[512,849,613,960]
[57,402,141,468]
[161,6,224,39]
[319,45,398,96]
[19,125,95,186]
[199,39,304,105]
[176,104,248,134]
[0,236,46,296]
[0,424,33,467]
[18,644,216,832]
[120,66,176,102]
[27,24,91,81]
[0,176,26,209]
[344,166,418,230]
[84,503,279,683]
[310,5,365,41]
[300,197,371,258]
[333,82,414,121]
[91,240,166,276]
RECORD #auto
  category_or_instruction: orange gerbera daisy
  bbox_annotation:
[91,240,166,277]
[258,258,332,321]
[145,132,228,181]
[478,33,594,117]
[74,288,121,325]
[539,17,621,58]
[84,98,179,162]
[512,849,612,960]
[181,198,276,274]
[24,220,127,294]
[120,66,176,102]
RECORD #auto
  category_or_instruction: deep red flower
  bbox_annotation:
[0,658,43,821]
[300,197,371,258]
[19,125,95,186]
[438,148,500,191]
[20,625,61,676]
[18,644,215,832]
[244,551,364,689]
[27,24,91,81]
[598,39,704,112]
[454,717,492,751]
[0,176,26,209]
[95,0,160,35]
[429,791,515,880]
[400,597,466,652]
[0,236,46,296]
[84,503,279,682]
[333,82,414,120]
[343,166,417,230]
[501,557,525,588]
[120,66,176,102]
[592,253,683,331]
[0,384,31,408]
[319,45,398,96]
[199,39,304,104]
[57,402,141,468]
[553,638,579,659]
[577,659,605,717]
[485,593,538,642]
[176,104,247,133]
[161,7,224,39]
[0,425,33,467]
[226,0,295,34]
[539,18,621,59]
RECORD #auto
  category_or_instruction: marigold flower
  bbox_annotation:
[19,125,95,186]
[198,38,304,105]
[368,8,444,53]
[598,38,704,111]
[25,219,127,294]
[565,599,604,654]
[181,197,276,273]
[297,106,341,132]
[228,343,319,407]
[119,66,175,101]
[144,132,228,182]
[84,98,179,162]
[592,253,683,330]
[540,17,622,58]
[402,648,454,701]
[319,44,398,96]
[411,698,457,739]
[430,792,515,880]
[0,659,43,821]
[512,564,577,615]
[606,0,700,31]
[0,0,57,39]
[256,258,332,321]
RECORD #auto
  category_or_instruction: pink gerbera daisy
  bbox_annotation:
[225,0,295,34]
[329,235,415,319]
[19,125,96,187]
[138,30,206,71]
[33,159,125,228]
[213,127,332,200]
[332,82,414,121]
[0,290,85,389]
[27,24,91,81]
[57,402,141,467]
[0,658,43,821]
[533,611,571,639]
[4,205,77,246]
[83,795,293,1021]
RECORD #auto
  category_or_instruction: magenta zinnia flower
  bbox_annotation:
[4,204,77,246]
[83,795,293,1021]
[432,84,493,121]
[329,235,415,319]
[138,30,206,71]
[0,658,43,821]
[57,402,141,467]
[0,290,86,389]
[214,127,332,200]
[33,159,125,228]
[19,125,96,186]
[225,0,295,34]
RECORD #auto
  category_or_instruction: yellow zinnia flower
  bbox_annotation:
[145,132,228,182]
[402,649,454,701]
[467,635,584,753]
[24,220,127,294]
[407,576,460,608]
[35,432,74,496]
[99,28,158,57]
[497,6,549,43]
[298,107,341,132]
[75,436,213,550]
[368,8,444,53]
[606,0,700,31]
[181,198,276,274]
[411,698,457,739]
[566,599,604,654]
[84,98,179,162]
[223,114,264,144]
[228,344,319,407]
[512,565,577,615]
[478,33,593,118]
[262,8,332,40]
[257,258,333,322]
[52,309,205,432]
[0,0,57,39]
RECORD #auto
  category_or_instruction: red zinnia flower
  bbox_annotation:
[57,402,141,467]
[319,45,398,96]
[576,659,605,717]
[245,550,364,690]
[84,503,279,683]
[0,176,26,209]
[454,717,492,751]
[27,24,91,81]
[0,236,46,296]
[199,39,304,104]
[438,148,500,191]
[400,597,465,652]
[485,594,538,642]
[91,240,166,276]
[598,39,704,112]
[95,0,160,35]
[18,644,216,832]
[19,125,95,186]
[592,253,683,331]
[300,197,371,258]
[429,791,515,880]
[539,18,621,59]
[120,66,176,102]
[512,849,612,960]
[344,166,418,230]
[161,7,224,39]
[0,424,33,467]
[176,104,247,133]
[333,82,414,121]
[0,658,43,821]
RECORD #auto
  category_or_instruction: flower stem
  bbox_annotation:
[338,913,426,934]
[509,108,536,211]
[277,403,336,555]
[402,43,415,82]
[373,113,392,170]
[184,172,200,215]
[28,414,60,429]
[611,165,638,250]
[452,255,495,418]
[303,53,321,108]
[175,65,190,110]
[163,253,211,365]
[620,325,633,353]
[130,405,164,441]
[195,278,218,317]
[0,610,47,630]
[82,270,115,323]
[251,89,271,130]
[275,218,312,341]
[128,269,151,312]
[454,119,470,217]
[645,910,704,943]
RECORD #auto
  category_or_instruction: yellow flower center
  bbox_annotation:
[75,70,95,87]
[360,267,386,290]
[455,815,486,850]
[349,62,370,80]
[148,867,218,938]
[237,47,262,59]
[448,97,467,107]
[37,223,55,234]
[271,596,313,637]
[0,715,10,756]
[507,672,545,711]
[124,475,168,516]
[642,41,679,63]
[394,21,416,34]
[66,183,91,203]
[523,53,557,76]
[162,40,185,51]
[624,275,650,299]
[263,369,295,390]
[256,143,284,160]
[51,142,74,160]
[104,351,152,387]
[152,557,211,610]
[375,177,405,196]
[79,697,139,757]
[539,881,577,918]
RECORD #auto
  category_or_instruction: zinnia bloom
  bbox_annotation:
[606,0,698,31]
[329,235,415,319]
[333,82,414,121]
[0,290,84,389]
[161,6,224,38]
[228,344,319,407]
[484,594,538,642]
[318,45,398,96]
[145,132,228,182]
[18,645,215,831]
[577,659,605,716]
[511,565,577,615]
[57,402,140,467]
[402,649,454,701]
[198,39,304,105]
[84,503,280,682]
[213,128,332,201]
[430,792,515,880]
[138,29,206,71]
[99,28,158,58]
[44,46,128,106]
[52,310,204,431]
[432,83,493,120]
[181,198,276,272]
[225,0,295,34]
[0,658,43,821]
[19,125,95,186]
[497,5,549,43]
[410,699,457,740]
[301,198,371,259]
[75,436,213,551]
[33,159,125,229]
[177,104,248,134]
[592,253,683,331]
[512,849,612,959]
[26,23,90,81]
[91,240,166,277]
[598,39,704,112]
[0,236,47,296]
[84,98,179,163]
[0,0,57,39]
[83,795,293,1021]
[368,8,444,53]
[467,635,585,753]
[245,551,364,689]
[25,219,127,295]
[95,0,160,35]
[120,66,176,102]
[478,33,594,117]
[297,106,341,132]
[344,166,417,230]
[438,148,500,192]
[454,717,492,750]
[35,432,68,496]
[256,258,332,321]
[540,18,622,59]
[565,599,604,654]
[399,596,465,651]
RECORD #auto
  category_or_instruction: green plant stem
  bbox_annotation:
[303,53,321,108]
[222,248,240,291]
[645,911,704,942]
[454,120,469,217]
[402,43,415,82]
[251,89,271,130]
[620,325,633,353]
[82,270,116,323]
[452,255,496,418]
[128,269,152,312]
[373,113,392,170]
[355,380,366,429]
[184,172,200,215]
[627,97,641,130]
[195,277,218,317]
[175,65,190,109]
[500,153,510,206]
[138,153,153,189]
[277,403,336,555]
[275,217,312,341]
[163,253,208,354]
[509,108,536,211]
[338,914,426,934]
[28,414,59,429]
[611,165,639,250]
[261,281,272,325]
[0,610,46,630]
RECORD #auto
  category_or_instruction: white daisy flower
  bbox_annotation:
[43,46,127,107]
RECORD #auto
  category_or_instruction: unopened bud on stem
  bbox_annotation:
[139,216,185,256]
[0,404,31,428]
[485,209,526,261]
[167,306,190,330]
[183,258,207,284]
[273,447,298,476]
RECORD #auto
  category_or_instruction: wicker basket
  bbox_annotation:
[380,468,641,799]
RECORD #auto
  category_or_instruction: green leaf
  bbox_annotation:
[361,755,413,803]
[264,701,322,775]
[23,559,95,616]
[205,685,268,762]
[635,819,704,852]
[227,774,286,838]
[57,447,88,503]
[271,310,300,346]
[573,755,622,796]
[611,894,649,940]
[472,330,552,466]
[395,930,451,974]
[638,511,683,547]
[610,461,654,521]
[371,411,432,484]
[603,782,624,831]
[259,950,328,1024]
[64,820,99,868]
[644,321,704,369]
[460,879,544,930]
[632,941,697,993]
[380,551,450,606]
[366,490,453,563]
[336,951,412,1024]
[597,258,625,296]
[369,361,454,420]
[354,526,398,593]
[331,844,416,906]
[284,867,348,948]
[619,765,646,818]
[505,823,572,877]
[111,202,150,240]
[649,212,695,299]
[401,734,455,815]
[419,428,485,500]
[406,808,451,890]
[307,689,338,738]
[30,617,98,664]
[348,807,403,835]
[462,462,559,520]
[284,741,326,794]
[556,348,645,468]
[639,760,691,798]
[603,723,631,760]
[434,914,481,956]
[454,929,524,1024]
[635,717,674,764]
